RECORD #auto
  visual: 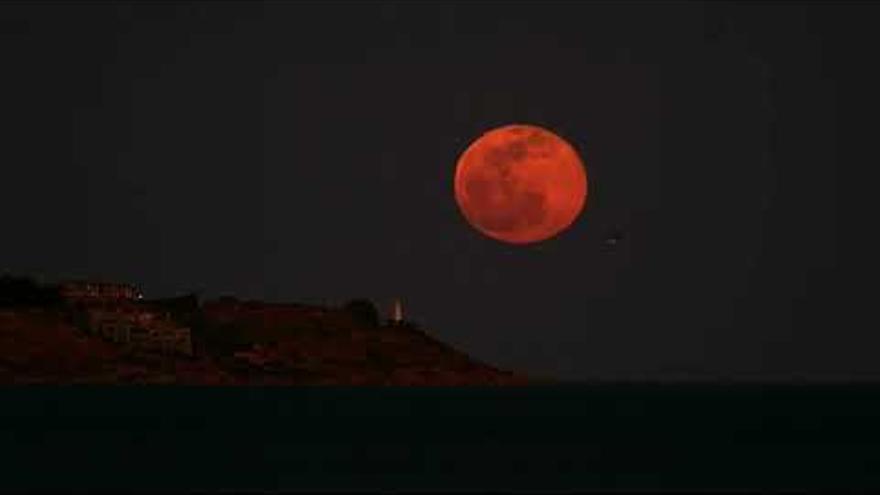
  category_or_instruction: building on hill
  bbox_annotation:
[85,305,192,356]
[388,298,404,326]
[60,280,143,304]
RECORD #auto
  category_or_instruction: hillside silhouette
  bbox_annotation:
[0,276,528,385]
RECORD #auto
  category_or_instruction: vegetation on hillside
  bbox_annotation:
[0,275,61,308]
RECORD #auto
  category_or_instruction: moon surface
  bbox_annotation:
[454,124,588,244]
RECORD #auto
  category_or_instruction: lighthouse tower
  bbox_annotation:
[390,298,404,326]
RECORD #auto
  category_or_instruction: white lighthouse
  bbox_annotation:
[391,298,404,326]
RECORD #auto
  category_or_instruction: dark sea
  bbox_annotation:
[2,384,879,492]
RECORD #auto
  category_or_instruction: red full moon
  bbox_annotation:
[454,124,588,244]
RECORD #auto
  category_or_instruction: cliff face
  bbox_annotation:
[0,301,528,385]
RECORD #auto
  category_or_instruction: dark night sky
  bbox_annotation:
[0,2,857,380]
